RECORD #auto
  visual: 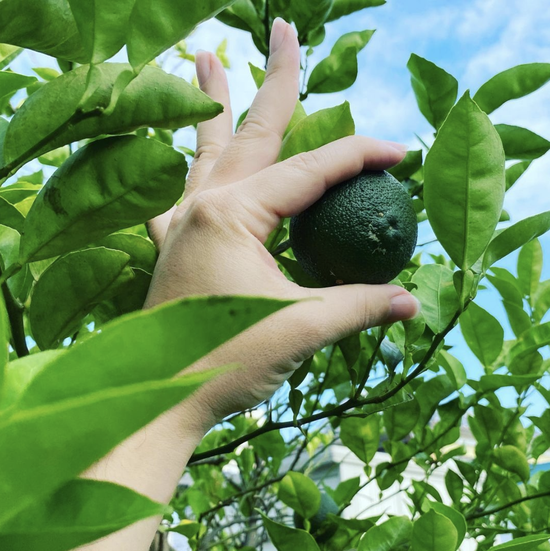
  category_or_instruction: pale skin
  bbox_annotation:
[80,18,420,550]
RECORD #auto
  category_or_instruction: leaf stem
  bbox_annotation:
[0,267,29,358]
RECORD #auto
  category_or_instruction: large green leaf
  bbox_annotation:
[0,367,217,527]
[0,296,291,525]
[358,516,412,551]
[327,0,385,22]
[278,472,321,519]
[20,296,293,409]
[0,182,41,205]
[67,0,135,64]
[339,415,380,464]
[533,280,550,323]
[20,136,186,263]
[1,351,63,409]
[0,479,168,550]
[407,54,458,130]
[0,71,36,102]
[217,1,266,55]
[388,150,423,182]
[428,503,466,549]
[424,92,505,270]
[279,102,355,161]
[473,63,550,115]
[307,30,375,94]
[411,264,459,333]
[508,322,550,364]
[495,124,550,161]
[489,535,550,551]
[483,211,550,271]
[517,238,542,301]
[0,0,86,62]
[3,63,222,166]
[95,233,158,274]
[478,373,541,393]
[127,0,236,72]
[411,510,457,551]
[261,513,321,551]
[29,248,134,349]
[0,196,25,233]
[383,397,420,441]
[0,116,8,167]
[459,302,503,367]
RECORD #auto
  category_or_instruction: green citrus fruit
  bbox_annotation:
[290,170,418,286]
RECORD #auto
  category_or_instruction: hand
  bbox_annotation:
[145,18,420,427]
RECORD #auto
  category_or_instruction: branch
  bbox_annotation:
[466,490,550,521]
[189,307,463,464]
[1,267,29,358]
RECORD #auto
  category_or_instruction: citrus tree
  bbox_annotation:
[1,1,550,551]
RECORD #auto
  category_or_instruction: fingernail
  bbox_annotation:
[196,50,211,89]
[387,141,409,152]
[270,17,288,54]
[390,294,421,321]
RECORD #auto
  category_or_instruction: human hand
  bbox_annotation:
[145,18,420,427]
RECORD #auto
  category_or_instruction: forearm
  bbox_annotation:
[78,398,212,550]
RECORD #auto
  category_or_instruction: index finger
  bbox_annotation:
[231,136,408,241]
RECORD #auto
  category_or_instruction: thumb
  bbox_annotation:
[306,284,421,342]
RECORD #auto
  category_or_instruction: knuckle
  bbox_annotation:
[193,142,225,164]
[186,190,227,227]
[237,113,281,142]
[291,150,325,178]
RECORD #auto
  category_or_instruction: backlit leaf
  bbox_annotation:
[496,124,550,161]
[261,513,321,551]
[411,510,457,551]
[340,414,380,463]
[327,0,385,22]
[358,516,412,551]
[424,92,505,270]
[278,472,321,519]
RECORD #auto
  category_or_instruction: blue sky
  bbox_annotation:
[8,0,550,414]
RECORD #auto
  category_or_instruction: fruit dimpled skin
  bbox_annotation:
[290,170,418,286]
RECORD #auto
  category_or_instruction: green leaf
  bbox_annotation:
[67,0,135,64]
[518,238,542,301]
[20,136,186,263]
[489,535,550,551]
[445,470,464,505]
[479,374,540,393]
[1,351,62,409]
[424,92,505,270]
[290,0,333,40]
[0,71,36,102]
[0,292,8,392]
[3,63,222,165]
[0,225,30,301]
[217,1,266,55]
[473,63,550,115]
[277,255,323,288]
[333,476,360,507]
[438,350,467,390]
[38,146,71,168]
[407,54,458,130]
[484,211,550,271]
[495,124,550,161]
[0,479,168,551]
[509,322,550,365]
[29,248,134,349]
[411,264,459,333]
[459,302,503,367]
[261,512,321,551]
[0,0,86,63]
[95,233,158,274]
[492,445,531,482]
[469,405,503,449]
[383,396,419,441]
[533,280,550,323]
[248,62,265,89]
[0,296,291,525]
[0,116,8,167]
[127,0,236,72]
[506,161,532,191]
[20,296,293,409]
[0,182,41,205]
[428,502,466,549]
[414,375,455,429]
[339,414,380,463]
[0,44,23,70]
[358,516,412,551]
[0,366,217,526]
[278,472,321,519]
[0,196,25,233]
[411,509,457,551]
[279,101,355,161]
[387,150,423,182]
[307,30,375,94]
[327,0,385,22]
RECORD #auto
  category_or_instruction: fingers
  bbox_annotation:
[187,51,233,192]
[307,285,421,341]
[231,135,408,240]
[208,18,301,184]
[147,206,176,249]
